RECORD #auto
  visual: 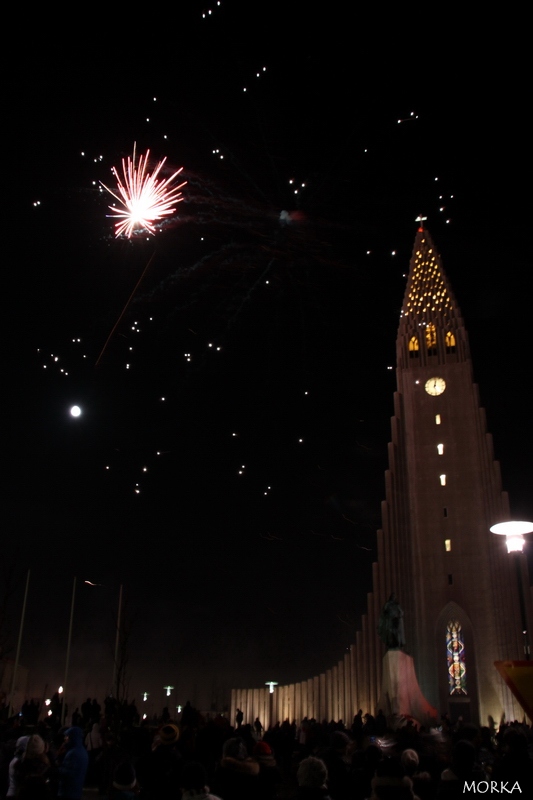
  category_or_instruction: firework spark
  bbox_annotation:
[101,147,186,237]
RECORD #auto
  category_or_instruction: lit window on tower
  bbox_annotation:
[447,620,467,695]
[436,414,441,425]
[409,336,420,357]
[445,539,451,551]
[445,331,456,353]
[437,444,444,455]
[440,474,447,486]
[426,324,437,354]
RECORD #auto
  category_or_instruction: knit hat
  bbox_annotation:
[253,741,272,756]
[297,756,328,789]
[25,735,45,757]
[159,723,180,744]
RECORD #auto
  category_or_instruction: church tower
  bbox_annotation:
[231,227,532,729]
[384,225,531,723]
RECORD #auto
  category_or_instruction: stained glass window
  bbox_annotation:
[409,336,419,357]
[447,620,467,695]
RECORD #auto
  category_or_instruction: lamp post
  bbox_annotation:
[265,681,278,729]
[490,520,533,660]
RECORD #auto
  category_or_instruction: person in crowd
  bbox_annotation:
[297,756,332,799]
[491,726,533,795]
[370,758,418,800]
[95,731,128,797]
[437,739,487,800]
[136,723,182,798]
[211,736,260,799]
[15,734,54,799]
[253,740,283,799]
[108,759,140,799]
[6,735,30,797]
[57,726,89,800]
[85,721,103,784]
[180,761,222,800]
[317,731,353,799]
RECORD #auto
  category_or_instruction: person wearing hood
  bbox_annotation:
[6,735,30,797]
[57,726,89,799]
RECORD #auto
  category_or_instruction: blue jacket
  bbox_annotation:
[58,726,89,799]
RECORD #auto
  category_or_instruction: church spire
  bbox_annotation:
[397,227,469,368]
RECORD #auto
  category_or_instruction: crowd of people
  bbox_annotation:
[0,699,532,798]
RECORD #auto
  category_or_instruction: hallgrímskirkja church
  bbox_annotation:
[231,227,532,727]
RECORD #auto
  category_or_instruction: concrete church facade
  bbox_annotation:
[231,227,532,728]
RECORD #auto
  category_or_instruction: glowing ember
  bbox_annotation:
[101,147,186,237]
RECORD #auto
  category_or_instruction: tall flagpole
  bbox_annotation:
[62,577,76,726]
[112,584,123,698]
[8,570,30,718]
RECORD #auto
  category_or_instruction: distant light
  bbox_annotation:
[70,406,81,417]
[58,686,63,694]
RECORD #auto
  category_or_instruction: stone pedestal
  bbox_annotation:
[377,650,438,728]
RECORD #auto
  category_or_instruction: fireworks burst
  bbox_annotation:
[101,146,186,237]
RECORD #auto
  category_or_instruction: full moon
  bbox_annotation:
[70,405,82,417]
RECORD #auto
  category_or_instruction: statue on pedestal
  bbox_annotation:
[378,593,405,649]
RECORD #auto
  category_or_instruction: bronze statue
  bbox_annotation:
[378,592,405,649]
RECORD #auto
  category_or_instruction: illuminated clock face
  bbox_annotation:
[425,377,446,396]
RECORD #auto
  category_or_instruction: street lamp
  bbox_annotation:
[265,681,278,730]
[491,520,533,660]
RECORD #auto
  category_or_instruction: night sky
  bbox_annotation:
[6,3,531,715]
